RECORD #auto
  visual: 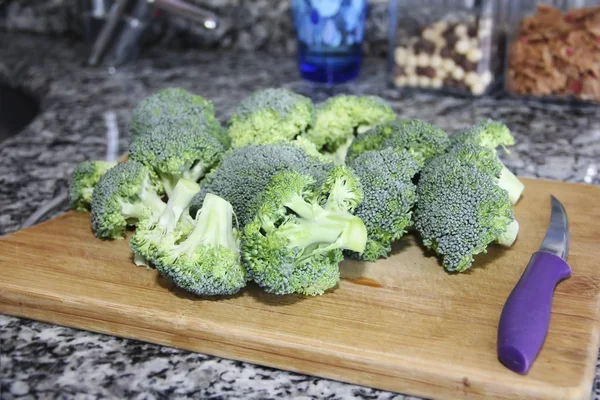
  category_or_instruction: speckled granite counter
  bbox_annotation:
[1,33,600,400]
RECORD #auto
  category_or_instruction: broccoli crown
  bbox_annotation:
[306,95,396,154]
[69,160,117,212]
[242,170,367,296]
[228,88,314,148]
[129,178,201,262]
[154,193,247,296]
[346,119,450,166]
[414,158,515,272]
[317,165,363,213]
[346,148,420,261]
[439,142,503,178]
[129,124,225,196]
[129,87,227,147]
[189,144,332,227]
[451,119,514,151]
[90,161,166,239]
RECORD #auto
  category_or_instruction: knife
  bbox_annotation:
[497,195,572,374]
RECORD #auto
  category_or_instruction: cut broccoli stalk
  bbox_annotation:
[497,219,520,247]
[279,192,367,254]
[119,176,165,223]
[499,164,525,205]
[129,178,201,262]
[173,193,238,259]
[133,251,149,267]
[155,178,201,234]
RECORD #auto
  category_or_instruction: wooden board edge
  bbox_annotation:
[1,288,592,400]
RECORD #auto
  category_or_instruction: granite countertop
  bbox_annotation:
[1,33,600,400]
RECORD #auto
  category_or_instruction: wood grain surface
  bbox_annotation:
[1,177,599,400]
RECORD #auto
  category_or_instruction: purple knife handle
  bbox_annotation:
[497,251,572,374]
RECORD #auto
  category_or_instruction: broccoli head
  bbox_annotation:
[346,148,420,261]
[90,161,166,239]
[305,95,396,164]
[414,157,519,272]
[346,119,450,166]
[451,118,514,151]
[227,88,314,148]
[154,193,247,296]
[130,178,201,262]
[316,164,363,213]
[450,119,524,204]
[69,160,117,212]
[189,144,332,227]
[242,170,367,296]
[129,87,228,147]
[129,124,224,196]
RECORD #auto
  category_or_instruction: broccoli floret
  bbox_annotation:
[189,144,332,227]
[346,119,450,166]
[242,170,367,296]
[451,118,514,151]
[450,119,524,204]
[316,164,363,213]
[290,135,331,164]
[227,88,314,148]
[129,124,224,196]
[305,95,396,164]
[129,87,228,148]
[414,158,519,272]
[346,148,420,261]
[130,178,201,262]
[69,160,117,212]
[90,161,166,239]
[154,193,247,296]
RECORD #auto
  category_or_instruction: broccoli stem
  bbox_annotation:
[155,178,200,234]
[184,162,207,182]
[282,191,367,253]
[174,193,237,258]
[497,219,519,247]
[81,187,94,202]
[284,193,319,220]
[498,164,525,205]
[133,251,149,267]
[281,210,367,254]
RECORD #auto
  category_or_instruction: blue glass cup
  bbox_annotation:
[291,0,368,85]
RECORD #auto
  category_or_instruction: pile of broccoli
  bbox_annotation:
[69,86,525,298]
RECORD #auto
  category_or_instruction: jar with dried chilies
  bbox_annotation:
[387,0,500,96]
[505,1,600,103]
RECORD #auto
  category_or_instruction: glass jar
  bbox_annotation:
[388,0,500,96]
[504,0,600,103]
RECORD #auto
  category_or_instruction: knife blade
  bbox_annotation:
[497,195,572,374]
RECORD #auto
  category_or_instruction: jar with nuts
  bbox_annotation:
[505,1,600,104]
[388,0,498,96]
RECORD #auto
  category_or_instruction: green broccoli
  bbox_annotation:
[242,170,367,296]
[69,160,117,212]
[305,95,396,164]
[346,148,420,261]
[154,193,247,296]
[129,87,228,148]
[414,157,519,273]
[130,178,201,262]
[189,144,332,227]
[450,119,524,204]
[346,119,450,166]
[316,164,363,213]
[227,88,314,148]
[90,161,166,239]
[129,124,224,196]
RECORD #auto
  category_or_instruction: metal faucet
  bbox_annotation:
[84,0,219,67]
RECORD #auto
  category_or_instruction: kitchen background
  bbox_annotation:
[2,1,600,399]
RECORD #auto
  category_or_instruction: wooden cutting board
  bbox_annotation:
[1,177,600,400]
